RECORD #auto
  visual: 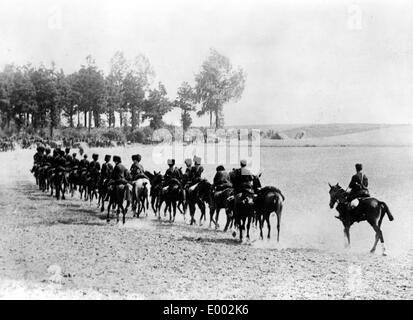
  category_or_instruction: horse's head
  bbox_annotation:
[151,171,163,187]
[328,183,345,209]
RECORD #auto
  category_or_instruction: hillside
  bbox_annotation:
[260,124,413,147]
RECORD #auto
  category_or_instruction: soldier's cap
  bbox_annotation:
[92,153,99,159]
[65,147,70,153]
[136,154,142,161]
[113,156,121,163]
[84,154,88,158]
[167,159,175,165]
[104,155,111,161]
[184,158,192,166]
[194,156,201,165]
[240,159,247,167]
[72,153,77,157]
[216,165,225,171]
[132,155,137,161]
[355,163,363,171]
[45,147,51,153]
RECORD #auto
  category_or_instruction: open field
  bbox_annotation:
[0,143,412,299]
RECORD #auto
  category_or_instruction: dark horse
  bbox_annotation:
[157,178,183,222]
[106,183,132,224]
[211,187,234,230]
[231,173,262,242]
[186,179,213,226]
[255,186,285,242]
[328,183,394,255]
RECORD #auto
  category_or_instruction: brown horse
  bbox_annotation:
[328,183,394,255]
[255,186,285,242]
[211,187,234,230]
[106,183,132,224]
[186,179,212,226]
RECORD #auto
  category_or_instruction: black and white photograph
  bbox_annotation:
[0,0,412,303]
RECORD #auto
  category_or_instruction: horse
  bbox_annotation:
[50,169,67,200]
[230,173,262,242]
[186,179,213,226]
[131,175,151,218]
[157,178,183,222]
[106,183,132,224]
[145,171,163,215]
[210,186,234,230]
[255,186,285,242]
[328,183,394,255]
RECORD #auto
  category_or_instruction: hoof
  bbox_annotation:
[232,231,236,238]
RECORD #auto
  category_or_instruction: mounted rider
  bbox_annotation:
[213,165,233,192]
[348,163,370,209]
[164,159,181,184]
[89,153,101,182]
[182,158,193,187]
[71,153,79,170]
[100,155,113,183]
[32,145,45,173]
[79,154,89,170]
[187,156,204,192]
[231,160,254,201]
[105,156,132,202]
[130,154,147,181]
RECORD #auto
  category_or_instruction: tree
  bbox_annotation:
[108,51,129,127]
[74,56,106,131]
[174,82,196,133]
[0,64,17,128]
[194,48,246,129]
[56,70,77,128]
[124,54,155,129]
[143,82,172,130]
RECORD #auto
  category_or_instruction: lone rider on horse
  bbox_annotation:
[348,163,370,209]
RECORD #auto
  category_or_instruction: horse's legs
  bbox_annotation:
[215,207,221,229]
[370,222,386,255]
[344,226,351,248]
[116,206,120,224]
[106,199,112,223]
[198,201,205,226]
[209,206,216,228]
[246,216,252,240]
[266,215,271,240]
[122,204,126,225]
[172,201,177,222]
[258,214,264,240]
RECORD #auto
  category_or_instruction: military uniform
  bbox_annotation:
[348,172,369,200]
[233,165,254,195]
[111,162,130,185]
[101,161,113,180]
[213,167,232,191]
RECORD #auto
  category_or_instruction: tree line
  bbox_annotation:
[0,48,245,138]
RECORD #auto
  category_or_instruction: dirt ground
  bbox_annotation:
[0,147,412,299]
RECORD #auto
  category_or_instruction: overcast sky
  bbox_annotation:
[0,0,412,126]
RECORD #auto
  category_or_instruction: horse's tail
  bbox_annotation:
[380,201,394,221]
